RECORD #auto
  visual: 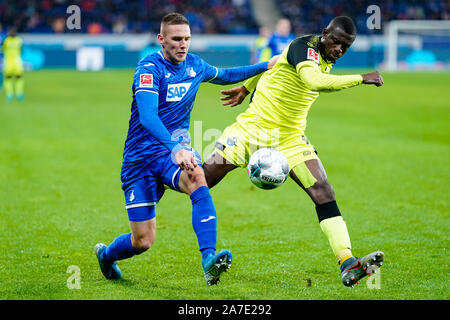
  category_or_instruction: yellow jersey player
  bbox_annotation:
[251,26,271,64]
[203,16,385,287]
[2,28,24,101]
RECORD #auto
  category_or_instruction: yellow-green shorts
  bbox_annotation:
[215,120,318,172]
[4,60,24,77]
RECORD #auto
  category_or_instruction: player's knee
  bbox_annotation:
[203,153,235,189]
[309,179,335,204]
[133,239,153,253]
[188,167,207,189]
[131,234,155,253]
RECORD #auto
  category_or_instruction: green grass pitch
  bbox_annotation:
[0,69,448,300]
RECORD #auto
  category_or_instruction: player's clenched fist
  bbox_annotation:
[362,71,384,87]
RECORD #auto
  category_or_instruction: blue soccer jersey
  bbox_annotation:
[121,51,268,188]
[268,32,296,56]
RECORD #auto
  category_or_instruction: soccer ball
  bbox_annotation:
[247,148,289,190]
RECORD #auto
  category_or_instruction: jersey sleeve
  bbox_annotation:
[201,59,268,85]
[201,61,220,83]
[133,61,182,154]
[133,62,162,96]
[286,37,320,69]
[299,62,363,92]
[243,73,263,92]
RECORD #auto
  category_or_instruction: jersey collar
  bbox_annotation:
[158,50,186,69]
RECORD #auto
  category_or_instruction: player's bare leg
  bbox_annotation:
[290,159,334,205]
[94,217,156,280]
[203,151,237,188]
[178,165,232,285]
[290,158,384,287]
[129,218,157,253]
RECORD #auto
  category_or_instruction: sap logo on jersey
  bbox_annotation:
[166,83,192,102]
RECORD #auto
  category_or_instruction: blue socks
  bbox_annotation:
[190,186,217,262]
[101,186,217,265]
[102,233,139,262]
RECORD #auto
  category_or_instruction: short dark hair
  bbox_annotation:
[327,16,356,35]
[161,12,189,27]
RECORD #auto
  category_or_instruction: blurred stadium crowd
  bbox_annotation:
[0,0,448,35]
[280,0,449,35]
[0,0,258,34]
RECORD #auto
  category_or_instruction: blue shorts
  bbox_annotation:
[123,148,202,222]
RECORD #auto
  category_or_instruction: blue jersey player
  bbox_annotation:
[0,23,6,90]
[267,18,295,56]
[94,13,275,285]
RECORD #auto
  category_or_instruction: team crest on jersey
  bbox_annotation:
[307,48,320,64]
[227,136,237,147]
[186,67,196,78]
[166,83,192,102]
[128,190,135,202]
[139,74,153,88]
[307,36,319,48]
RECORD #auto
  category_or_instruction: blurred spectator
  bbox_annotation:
[251,26,271,63]
[112,15,128,34]
[87,22,103,34]
[251,18,295,64]
[51,17,65,33]
[267,18,295,56]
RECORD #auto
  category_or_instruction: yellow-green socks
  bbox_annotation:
[315,201,353,265]
[3,76,24,101]
[320,216,352,264]
[15,76,24,97]
[4,77,13,99]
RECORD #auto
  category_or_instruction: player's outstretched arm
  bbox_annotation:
[208,62,268,85]
[300,63,364,92]
[206,55,278,86]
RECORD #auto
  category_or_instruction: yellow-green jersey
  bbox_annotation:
[2,36,23,76]
[240,35,363,134]
[2,36,22,61]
